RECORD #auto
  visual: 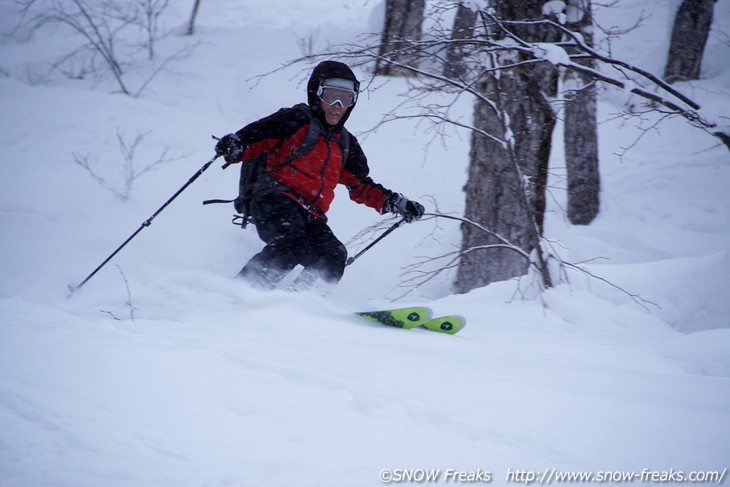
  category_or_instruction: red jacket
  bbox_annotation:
[235,106,391,216]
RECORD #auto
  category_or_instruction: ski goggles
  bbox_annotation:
[317,85,358,107]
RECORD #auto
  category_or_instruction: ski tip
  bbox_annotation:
[423,315,466,335]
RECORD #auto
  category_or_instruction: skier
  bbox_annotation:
[214,60,424,292]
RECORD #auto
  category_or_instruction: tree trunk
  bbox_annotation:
[186,0,202,36]
[443,4,477,79]
[455,1,556,293]
[456,67,555,292]
[375,0,425,76]
[497,0,561,96]
[664,0,716,83]
[564,0,600,225]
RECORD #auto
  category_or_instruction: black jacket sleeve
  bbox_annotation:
[235,107,310,145]
[340,134,393,212]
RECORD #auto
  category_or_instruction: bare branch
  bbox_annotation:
[116,265,136,321]
[396,212,656,310]
[426,212,531,260]
[14,0,196,97]
[561,261,659,312]
[73,126,186,201]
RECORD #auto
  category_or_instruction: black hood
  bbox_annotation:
[307,60,360,129]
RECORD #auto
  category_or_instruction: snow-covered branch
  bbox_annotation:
[292,8,728,150]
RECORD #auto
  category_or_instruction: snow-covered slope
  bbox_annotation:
[1,1,728,486]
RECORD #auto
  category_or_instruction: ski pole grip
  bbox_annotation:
[211,134,233,169]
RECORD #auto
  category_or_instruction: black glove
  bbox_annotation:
[384,193,425,223]
[215,133,246,163]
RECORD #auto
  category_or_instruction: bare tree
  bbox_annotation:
[130,0,173,61]
[15,0,195,97]
[186,0,202,36]
[455,2,557,292]
[563,0,600,225]
[664,0,717,83]
[443,3,477,79]
[265,0,728,295]
[497,0,563,96]
[375,0,425,76]
[18,0,134,94]
[73,127,184,201]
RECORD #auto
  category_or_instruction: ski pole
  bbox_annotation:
[69,152,222,295]
[346,218,406,266]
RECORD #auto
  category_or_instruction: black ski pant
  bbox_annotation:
[237,192,347,290]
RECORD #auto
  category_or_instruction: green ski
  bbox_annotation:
[423,315,466,335]
[355,307,466,335]
[355,307,433,329]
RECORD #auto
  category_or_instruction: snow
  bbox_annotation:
[531,43,572,66]
[1,1,729,486]
[542,1,567,20]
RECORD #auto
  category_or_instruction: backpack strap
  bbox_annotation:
[268,103,322,171]
[269,103,350,171]
[292,103,322,158]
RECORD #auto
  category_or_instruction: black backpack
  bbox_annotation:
[205,103,350,228]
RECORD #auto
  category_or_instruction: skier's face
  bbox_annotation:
[321,98,346,126]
